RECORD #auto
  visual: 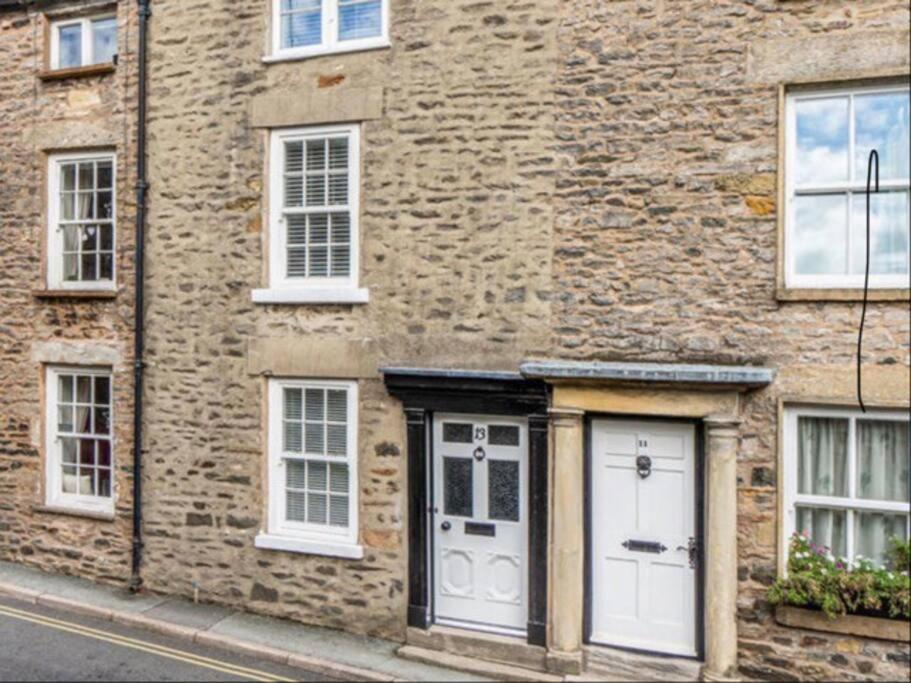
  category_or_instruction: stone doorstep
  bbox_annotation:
[397,645,562,683]
[406,624,548,672]
[775,605,911,642]
[0,581,394,682]
[583,644,704,683]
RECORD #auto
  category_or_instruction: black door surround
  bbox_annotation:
[383,368,549,647]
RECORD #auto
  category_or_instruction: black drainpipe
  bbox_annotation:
[130,0,151,594]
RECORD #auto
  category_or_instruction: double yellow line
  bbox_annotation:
[0,602,296,682]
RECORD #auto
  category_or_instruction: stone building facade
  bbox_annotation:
[0,0,139,584]
[1,0,909,680]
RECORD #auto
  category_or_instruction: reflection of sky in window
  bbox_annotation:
[851,192,910,275]
[59,24,82,68]
[339,0,382,41]
[855,93,910,181]
[796,97,849,186]
[91,18,117,64]
[794,194,847,275]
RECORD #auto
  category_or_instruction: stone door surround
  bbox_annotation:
[521,361,774,679]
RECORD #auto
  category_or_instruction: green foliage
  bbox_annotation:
[768,533,911,620]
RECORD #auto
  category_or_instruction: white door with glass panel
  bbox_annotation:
[591,419,697,657]
[433,415,528,635]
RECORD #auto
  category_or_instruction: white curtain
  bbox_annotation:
[856,420,910,564]
[797,417,849,557]
[798,417,848,496]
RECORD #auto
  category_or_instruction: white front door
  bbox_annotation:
[591,419,698,657]
[433,414,528,635]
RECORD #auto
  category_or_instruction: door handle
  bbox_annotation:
[676,537,698,569]
[441,521,451,531]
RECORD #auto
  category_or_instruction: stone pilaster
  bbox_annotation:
[703,415,741,682]
[546,407,585,675]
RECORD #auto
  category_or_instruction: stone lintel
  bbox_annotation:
[521,360,774,390]
[250,86,383,129]
[31,341,124,370]
[747,29,910,85]
[248,338,378,379]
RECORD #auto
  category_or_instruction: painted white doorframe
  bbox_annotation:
[590,418,699,657]
[432,413,528,636]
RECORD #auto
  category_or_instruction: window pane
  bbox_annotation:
[305,422,325,454]
[329,495,349,527]
[793,194,847,276]
[854,91,910,181]
[443,423,473,444]
[60,193,75,221]
[329,463,348,493]
[326,389,346,422]
[795,96,849,185]
[287,459,307,488]
[99,254,114,280]
[444,457,473,517]
[489,459,520,522]
[850,191,910,276]
[98,468,112,498]
[287,490,307,522]
[305,388,324,421]
[96,161,113,189]
[339,0,382,41]
[58,24,82,68]
[856,420,910,502]
[306,139,326,171]
[63,255,79,281]
[59,375,74,402]
[796,506,847,559]
[97,440,111,467]
[308,460,327,490]
[489,425,520,447]
[797,416,848,496]
[282,1,321,49]
[308,492,328,524]
[855,513,909,566]
[76,376,92,403]
[62,466,78,494]
[58,405,74,432]
[94,376,110,405]
[93,407,110,435]
[61,438,77,464]
[91,18,117,64]
[306,174,326,206]
[79,439,95,465]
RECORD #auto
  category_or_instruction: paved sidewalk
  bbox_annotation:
[0,561,486,682]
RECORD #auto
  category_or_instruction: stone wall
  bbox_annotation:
[554,0,909,679]
[141,0,558,639]
[0,0,138,584]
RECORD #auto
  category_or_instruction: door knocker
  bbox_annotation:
[636,455,652,479]
[473,447,486,462]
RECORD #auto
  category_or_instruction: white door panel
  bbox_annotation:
[591,419,698,657]
[433,414,528,635]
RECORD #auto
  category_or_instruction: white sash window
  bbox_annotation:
[256,379,362,559]
[255,125,367,304]
[48,153,116,291]
[783,407,910,567]
[784,84,910,289]
[270,0,388,60]
[45,367,114,514]
[50,15,118,70]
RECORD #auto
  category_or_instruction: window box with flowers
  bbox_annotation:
[769,532,910,641]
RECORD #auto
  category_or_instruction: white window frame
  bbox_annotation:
[47,152,117,291]
[267,0,390,62]
[44,365,115,515]
[256,378,363,559]
[782,405,910,569]
[49,14,117,70]
[784,83,911,290]
[253,124,368,304]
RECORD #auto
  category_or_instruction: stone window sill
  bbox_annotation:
[776,287,910,303]
[32,504,116,523]
[251,288,369,305]
[255,533,364,559]
[775,605,909,642]
[32,289,118,300]
[38,63,116,82]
